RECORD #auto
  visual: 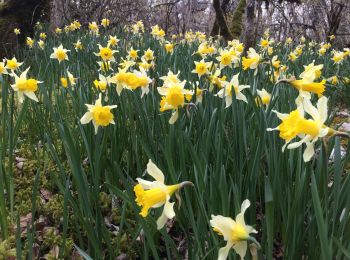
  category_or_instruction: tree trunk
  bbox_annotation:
[212,0,233,41]
[243,0,256,51]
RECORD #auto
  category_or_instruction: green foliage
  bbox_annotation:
[0,23,349,259]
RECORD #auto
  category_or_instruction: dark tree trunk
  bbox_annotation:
[212,0,233,41]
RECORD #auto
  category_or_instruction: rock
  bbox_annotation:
[336,110,350,118]
[340,122,350,132]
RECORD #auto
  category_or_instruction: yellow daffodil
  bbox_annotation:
[151,25,165,40]
[11,67,42,103]
[157,80,193,124]
[80,94,117,134]
[242,48,260,70]
[209,69,226,91]
[112,68,151,96]
[271,55,280,69]
[268,96,330,161]
[185,84,204,104]
[329,76,338,85]
[101,18,110,28]
[210,199,258,260]
[38,40,45,50]
[300,62,323,80]
[290,76,326,98]
[14,28,20,35]
[39,33,47,39]
[94,74,112,92]
[217,74,250,108]
[286,37,293,44]
[118,58,135,70]
[332,51,345,64]
[134,160,193,229]
[319,48,326,56]
[256,88,271,106]
[74,40,83,51]
[50,45,70,63]
[217,50,233,69]
[127,48,139,60]
[26,37,34,48]
[89,22,99,34]
[5,57,23,71]
[160,70,182,87]
[142,48,155,62]
[0,61,7,75]
[61,77,68,88]
[95,44,117,62]
[108,36,119,47]
[260,38,273,49]
[288,51,298,61]
[164,42,174,53]
[55,27,62,34]
[192,59,212,78]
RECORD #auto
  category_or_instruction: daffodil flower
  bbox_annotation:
[50,45,70,63]
[157,81,193,124]
[80,94,117,134]
[94,44,117,62]
[101,18,110,28]
[160,70,182,86]
[216,50,234,69]
[108,36,119,47]
[217,74,250,108]
[268,96,330,162]
[192,59,212,78]
[210,199,258,260]
[94,74,112,93]
[5,57,23,71]
[127,48,139,60]
[134,160,193,229]
[0,61,8,75]
[256,88,271,106]
[242,48,260,71]
[11,67,42,103]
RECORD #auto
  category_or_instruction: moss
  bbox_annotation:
[0,236,16,260]
[42,194,64,224]
[42,228,73,258]
[230,0,246,39]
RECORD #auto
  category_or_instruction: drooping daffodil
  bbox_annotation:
[134,160,193,229]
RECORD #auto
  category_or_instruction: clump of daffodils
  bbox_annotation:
[210,199,259,260]
[80,94,117,134]
[112,68,152,96]
[134,160,193,229]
